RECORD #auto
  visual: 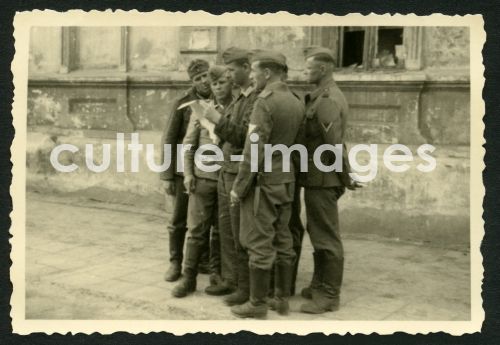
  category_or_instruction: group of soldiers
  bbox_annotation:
[160,46,359,319]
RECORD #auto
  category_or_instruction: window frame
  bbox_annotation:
[61,27,128,73]
[310,26,423,72]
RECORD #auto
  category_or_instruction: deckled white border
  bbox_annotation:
[10,10,486,335]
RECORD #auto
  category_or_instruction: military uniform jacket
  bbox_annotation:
[233,81,305,199]
[299,78,352,188]
[214,85,259,174]
[160,87,209,181]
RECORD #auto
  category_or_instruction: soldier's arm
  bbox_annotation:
[316,97,343,145]
[317,97,355,187]
[160,99,183,181]
[214,112,249,148]
[233,98,273,199]
[215,116,248,147]
[182,116,200,178]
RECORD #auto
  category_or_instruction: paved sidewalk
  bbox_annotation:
[25,192,471,320]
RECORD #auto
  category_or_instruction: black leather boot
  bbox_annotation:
[224,249,250,306]
[164,261,182,282]
[171,267,197,298]
[291,243,302,296]
[171,243,203,298]
[268,262,293,315]
[198,234,210,274]
[205,274,235,296]
[300,251,322,299]
[164,232,185,282]
[300,251,343,314]
[208,228,221,276]
[231,267,270,319]
[268,268,275,298]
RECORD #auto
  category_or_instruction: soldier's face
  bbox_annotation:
[210,76,233,101]
[227,61,250,87]
[305,58,324,84]
[192,72,211,96]
[250,61,268,90]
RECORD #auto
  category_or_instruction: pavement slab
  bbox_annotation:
[23,192,471,320]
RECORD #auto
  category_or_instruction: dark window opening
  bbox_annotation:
[342,29,365,68]
[376,27,404,68]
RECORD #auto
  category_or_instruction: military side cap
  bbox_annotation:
[187,59,209,79]
[250,49,287,67]
[304,46,336,63]
[222,47,250,64]
[208,65,229,82]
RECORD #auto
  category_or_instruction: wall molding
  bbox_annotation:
[28,75,470,90]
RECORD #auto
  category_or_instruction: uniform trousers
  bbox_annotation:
[240,182,296,271]
[184,178,219,271]
[217,169,240,285]
[304,186,345,298]
[167,174,189,264]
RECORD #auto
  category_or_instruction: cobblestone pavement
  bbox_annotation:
[25,191,471,320]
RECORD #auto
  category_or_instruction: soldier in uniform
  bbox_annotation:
[229,50,305,319]
[280,65,306,298]
[160,59,212,282]
[299,47,360,314]
[172,65,235,298]
[201,47,259,306]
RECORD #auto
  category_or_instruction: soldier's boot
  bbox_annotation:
[301,252,322,299]
[198,235,210,274]
[300,251,343,314]
[290,244,302,296]
[224,250,249,306]
[171,243,203,298]
[164,232,186,282]
[171,268,197,298]
[231,267,270,319]
[205,232,234,295]
[268,262,293,315]
[268,268,275,298]
[206,279,235,296]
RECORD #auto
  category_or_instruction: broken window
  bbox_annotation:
[316,26,407,70]
[341,27,366,68]
[375,27,404,68]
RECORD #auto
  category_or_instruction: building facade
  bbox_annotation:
[26,26,471,246]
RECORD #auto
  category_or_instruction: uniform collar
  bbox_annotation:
[240,84,255,97]
[308,78,335,101]
[190,87,212,100]
[215,94,235,109]
[264,80,289,93]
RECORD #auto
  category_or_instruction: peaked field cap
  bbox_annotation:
[187,59,209,79]
[208,65,229,82]
[222,47,251,64]
[304,46,336,62]
[250,49,287,67]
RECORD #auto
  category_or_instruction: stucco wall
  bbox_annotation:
[25,26,471,247]
[422,27,470,69]
[27,80,470,145]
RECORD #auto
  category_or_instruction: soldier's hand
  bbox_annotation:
[183,176,196,194]
[347,180,366,190]
[162,180,176,196]
[203,104,222,124]
[229,190,240,206]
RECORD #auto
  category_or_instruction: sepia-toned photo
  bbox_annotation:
[10,11,485,335]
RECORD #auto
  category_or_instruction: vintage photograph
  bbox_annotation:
[10,11,484,335]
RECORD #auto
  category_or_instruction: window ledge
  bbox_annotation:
[333,71,427,82]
